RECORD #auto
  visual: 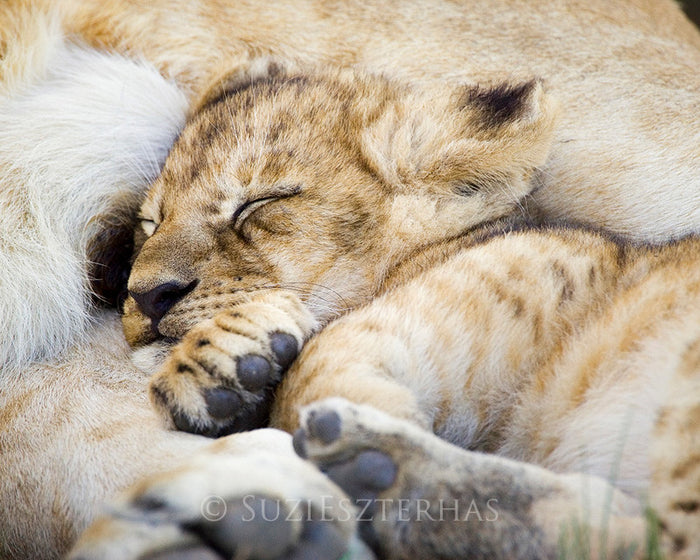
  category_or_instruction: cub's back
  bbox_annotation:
[495,230,700,484]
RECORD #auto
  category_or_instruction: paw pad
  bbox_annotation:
[323,451,397,504]
[307,409,342,445]
[172,409,202,435]
[187,496,349,560]
[204,387,243,419]
[292,409,342,459]
[236,354,273,392]
[269,331,299,370]
[195,497,293,558]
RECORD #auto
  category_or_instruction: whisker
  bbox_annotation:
[276,281,352,310]
[249,281,353,319]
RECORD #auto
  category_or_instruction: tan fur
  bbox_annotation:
[649,338,700,559]
[119,64,700,557]
[1,0,699,558]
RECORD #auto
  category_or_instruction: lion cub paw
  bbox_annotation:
[150,291,317,436]
[70,440,372,560]
[293,399,559,559]
[293,398,448,554]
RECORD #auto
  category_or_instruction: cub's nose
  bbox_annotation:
[129,280,198,327]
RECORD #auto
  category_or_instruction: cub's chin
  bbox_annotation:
[130,339,177,374]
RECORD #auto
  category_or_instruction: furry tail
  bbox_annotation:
[0,12,188,370]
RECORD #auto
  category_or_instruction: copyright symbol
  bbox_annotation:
[201,495,227,522]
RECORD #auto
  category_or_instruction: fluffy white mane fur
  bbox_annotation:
[0,19,188,370]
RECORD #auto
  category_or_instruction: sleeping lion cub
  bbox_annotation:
[93,61,699,559]
[2,0,699,557]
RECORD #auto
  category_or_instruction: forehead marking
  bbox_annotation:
[218,198,239,217]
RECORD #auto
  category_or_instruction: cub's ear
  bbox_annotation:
[461,80,548,132]
[360,79,558,199]
[193,56,299,115]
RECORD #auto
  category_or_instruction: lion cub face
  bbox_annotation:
[123,59,557,347]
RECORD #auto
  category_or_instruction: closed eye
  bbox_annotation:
[140,218,159,237]
[231,185,302,232]
[231,196,278,231]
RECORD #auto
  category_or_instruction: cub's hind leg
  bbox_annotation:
[272,228,700,558]
[294,398,643,560]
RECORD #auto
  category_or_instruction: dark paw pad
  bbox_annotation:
[193,497,294,558]
[291,409,342,459]
[281,518,347,560]
[171,390,273,438]
[306,410,342,445]
[236,354,272,391]
[292,428,308,459]
[323,451,397,504]
[188,497,348,560]
[172,409,206,436]
[204,387,243,419]
[269,332,299,370]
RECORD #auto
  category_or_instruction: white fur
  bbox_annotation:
[0,32,188,369]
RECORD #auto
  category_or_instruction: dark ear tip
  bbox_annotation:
[462,78,542,128]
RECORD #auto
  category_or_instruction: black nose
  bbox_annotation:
[129,280,198,327]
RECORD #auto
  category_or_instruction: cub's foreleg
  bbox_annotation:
[272,229,621,450]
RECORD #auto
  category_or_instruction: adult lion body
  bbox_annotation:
[50,0,700,242]
[0,0,698,558]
